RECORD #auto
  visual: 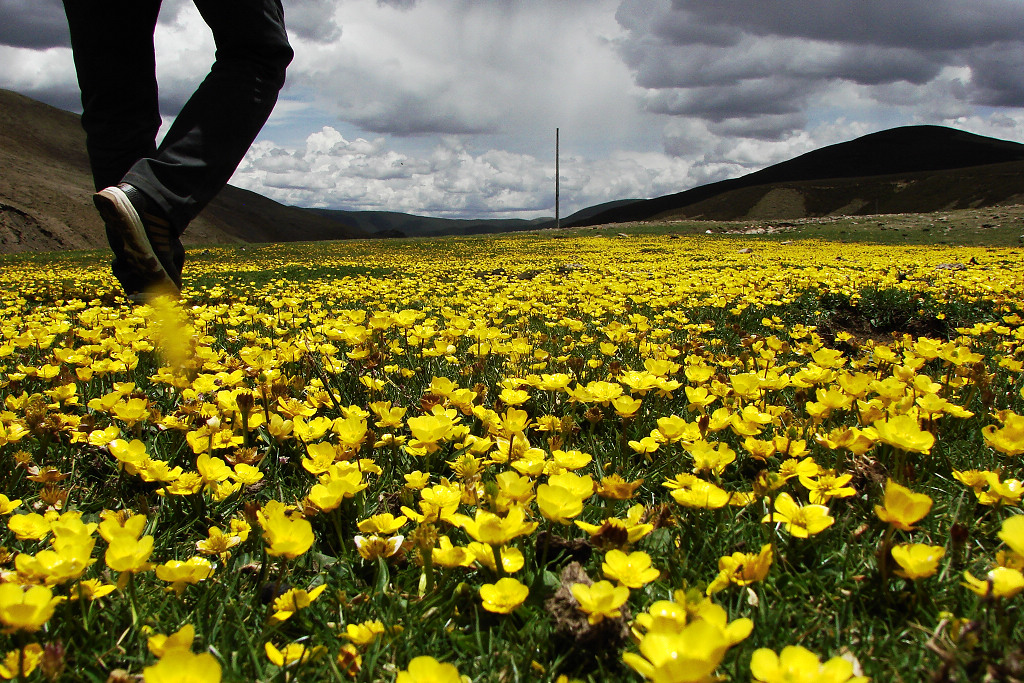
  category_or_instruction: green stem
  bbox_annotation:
[491,544,506,578]
[422,542,435,594]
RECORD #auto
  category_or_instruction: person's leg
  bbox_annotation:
[63,0,162,294]
[122,0,293,235]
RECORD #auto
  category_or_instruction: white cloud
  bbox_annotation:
[230,126,704,218]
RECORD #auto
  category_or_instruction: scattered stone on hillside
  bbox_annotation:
[738,248,753,254]
[617,233,629,237]
[935,263,967,271]
[558,263,583,274]
[721,223,798,236]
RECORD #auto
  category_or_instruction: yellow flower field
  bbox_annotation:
[0,232,1022,681]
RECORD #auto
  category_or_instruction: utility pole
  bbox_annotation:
[555,127,560,230]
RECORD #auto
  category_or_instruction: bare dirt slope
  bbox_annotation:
[0,88,363,254]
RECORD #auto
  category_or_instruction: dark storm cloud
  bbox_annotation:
[965,42,1024,106]
[333,89,498,136]
[643,78,808,120]
[616,0,1024,139]
[0,0,69,48]
[670,0,1024,50]
[708,113,808,141]
[284,0,343,42]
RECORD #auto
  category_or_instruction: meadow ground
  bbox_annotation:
[0,219,1022,682]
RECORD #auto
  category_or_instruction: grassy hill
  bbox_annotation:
[0,88,365,253]
[568,126,1024,226]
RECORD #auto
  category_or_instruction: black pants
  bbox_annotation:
[63,0,293,284]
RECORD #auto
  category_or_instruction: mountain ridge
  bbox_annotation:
[564,125,1024,227]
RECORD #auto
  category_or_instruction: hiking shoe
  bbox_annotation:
[93,184,181,296]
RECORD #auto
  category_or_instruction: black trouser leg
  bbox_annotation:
[63,0,163,292]
[123,0,293,233]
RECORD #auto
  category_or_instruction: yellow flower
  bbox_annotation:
[982,411,1024,456]
[479,577,529,614]
[977,472,1023,507]
[370,401,407,429]
[196,453,233,485]
[762,493,834,538]
[494,471,536,505]
[105,534,155,574]
[143,648,222,683]
[155,557,215,594]
[571,580,630,625]
[628,436,661,456]
[706,544,773,595]
[432,536,474,568]
[669,478,735,509]
[890,544,945,580]
[343,620,387,646]
[307,472,368,513]
[8,512,54,541]
[750,645,869,683]
[654,415,700,443]
[396,655,466,683]
[962,566,1024,599]
[602,550,661,589]
[0,584,64,633]
[70,579,117,601]
[0,495,21,515]
[147,624,195,657]
[623,619,731,683]
[469,543,525,574]
[596,474,644,500]
[799,472,856,505]
[536,484,586,525]
[354,535,404,561]
[195,526,243,561]
[547,472,595,499]
[15,541,95,586]
[450,505,537,546]
[686,441,736,476]
[264,641,327,668]
[998,515,1024,557]
[575,504,654,548]
[270,584,328,623]
[407,412,457,452]
[872,414,935,454]
[337,642,363,677]
[357,513,408,535]
[98,510,148,542]
[404,471,431,490]
[874,479,932,531]
[0,644,44,680]
[260,506,315,560]
[612,395,643,418]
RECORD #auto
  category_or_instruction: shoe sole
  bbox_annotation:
[94,187,180,296]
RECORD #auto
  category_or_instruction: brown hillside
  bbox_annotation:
[0,88,364,254]
[655,159,1024,222]
[570,125,1024,228]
